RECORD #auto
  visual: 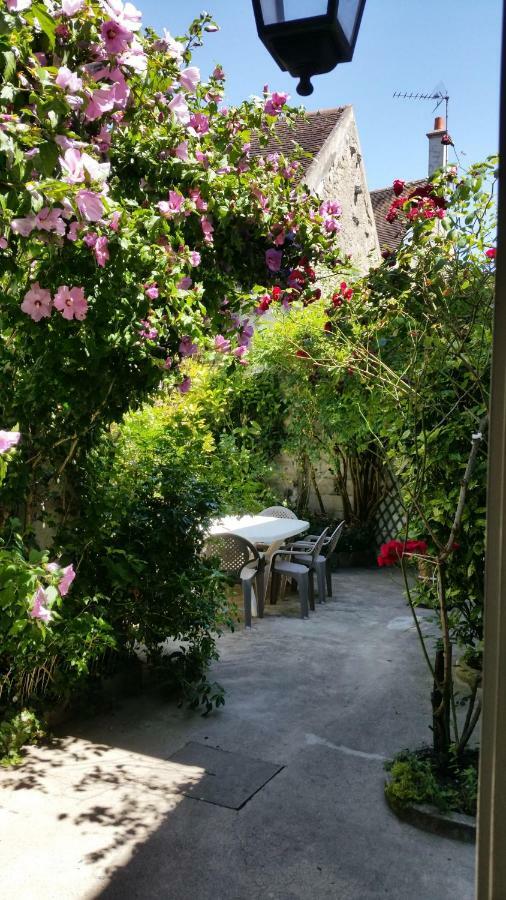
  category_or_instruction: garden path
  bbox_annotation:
[0,569,475,899]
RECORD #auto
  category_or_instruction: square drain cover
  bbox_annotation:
[168,742,283,809]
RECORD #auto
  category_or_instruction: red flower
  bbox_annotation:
[486,248,496,260]
[393,179,405,197]
[377,538,428,567]
[295,349,310,359]
[271,285,282,300]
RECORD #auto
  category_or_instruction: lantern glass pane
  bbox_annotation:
[337,0,361,41]
[260,0,330,26]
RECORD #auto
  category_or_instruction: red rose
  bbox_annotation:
[486,248,496,260]
[393,179,405,197]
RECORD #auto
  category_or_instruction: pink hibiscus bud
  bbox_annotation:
[265,248,282,272]
[175,141,189,161]
[168,93,190,125]
[30,587,52,623]
[189,250,201,267]
[144,282,159,299]
[164,356,172,369]
[179,336,198,357]
[58,563,76,596]
[21,283,53,322]
[195,149,209,168]
[101,19,133,54]
[54,285,88,320]
[93,235,109,267]
[55,23,70,39]
[200,216,214,243]
[214,334,231,352]
[189,113,209,134]
[179,66,200,93]
[0,237,7,249]
[55,66,83,93]
[77,190,104,222]
[213,65,225,81]
[393,179,405,197]
[0,431,20,453]
[109,211,121,231]
[178,277,193,290]
[61,0,85,15]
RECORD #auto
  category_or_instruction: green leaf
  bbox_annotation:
[37,141,58,177]
[25,3,56,48]
[2,50,16,82]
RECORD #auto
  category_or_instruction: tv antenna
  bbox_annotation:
[393,82,450,131]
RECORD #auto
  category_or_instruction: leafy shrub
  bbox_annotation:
[0,709,44,767]
[68,402,233,706]
[385,747,478,816]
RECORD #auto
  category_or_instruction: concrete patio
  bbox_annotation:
[0,569,475,899]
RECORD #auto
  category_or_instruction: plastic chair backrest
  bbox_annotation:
[326,521,346,556]
[204,534,259,579]
[259,506,297,519]
[310,527,329,562]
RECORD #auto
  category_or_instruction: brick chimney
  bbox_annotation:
[426,115,448,176]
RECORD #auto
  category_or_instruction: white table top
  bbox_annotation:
[209,514,309,545]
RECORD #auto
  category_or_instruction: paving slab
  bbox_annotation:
[0,569,476,900]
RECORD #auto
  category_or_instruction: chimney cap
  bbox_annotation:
[433,115,445,132]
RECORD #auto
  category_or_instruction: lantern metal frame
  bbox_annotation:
[251,0,366,95]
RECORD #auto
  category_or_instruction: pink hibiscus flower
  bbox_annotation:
[0,431,20,453]
[168,93,190,125]
[179,66,200,92]
[76,190,104,222]
[30,587,52,623]
[93,235,109,267]
[178,376,192,394]
[189,113,209,134]
[200,216,214,243]
[54,285,88,320]
[144,283,159,300]
[101,19,133,54]
[179,336,198,357]
[21,283,53,321]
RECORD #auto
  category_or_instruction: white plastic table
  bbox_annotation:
[209,514,310,616]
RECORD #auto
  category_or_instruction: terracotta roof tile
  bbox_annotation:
[370,180,426,250]
[249,106,348,175]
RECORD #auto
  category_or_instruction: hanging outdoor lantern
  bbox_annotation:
[252,0,366,96]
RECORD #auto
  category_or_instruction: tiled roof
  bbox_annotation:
[370,180,426,250]
[249,106,348,175]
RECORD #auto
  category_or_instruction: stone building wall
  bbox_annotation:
[303,106,381,274]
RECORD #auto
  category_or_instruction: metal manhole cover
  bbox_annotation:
[168,742,283,810]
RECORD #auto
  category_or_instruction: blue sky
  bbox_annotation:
[139,0,502,190]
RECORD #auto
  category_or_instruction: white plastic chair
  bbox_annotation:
[204,534,265,628]
[269,528,329,617]
[290,521,346,598]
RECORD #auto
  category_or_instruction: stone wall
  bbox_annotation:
[303,106,381,274]
[268,450,348,519]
